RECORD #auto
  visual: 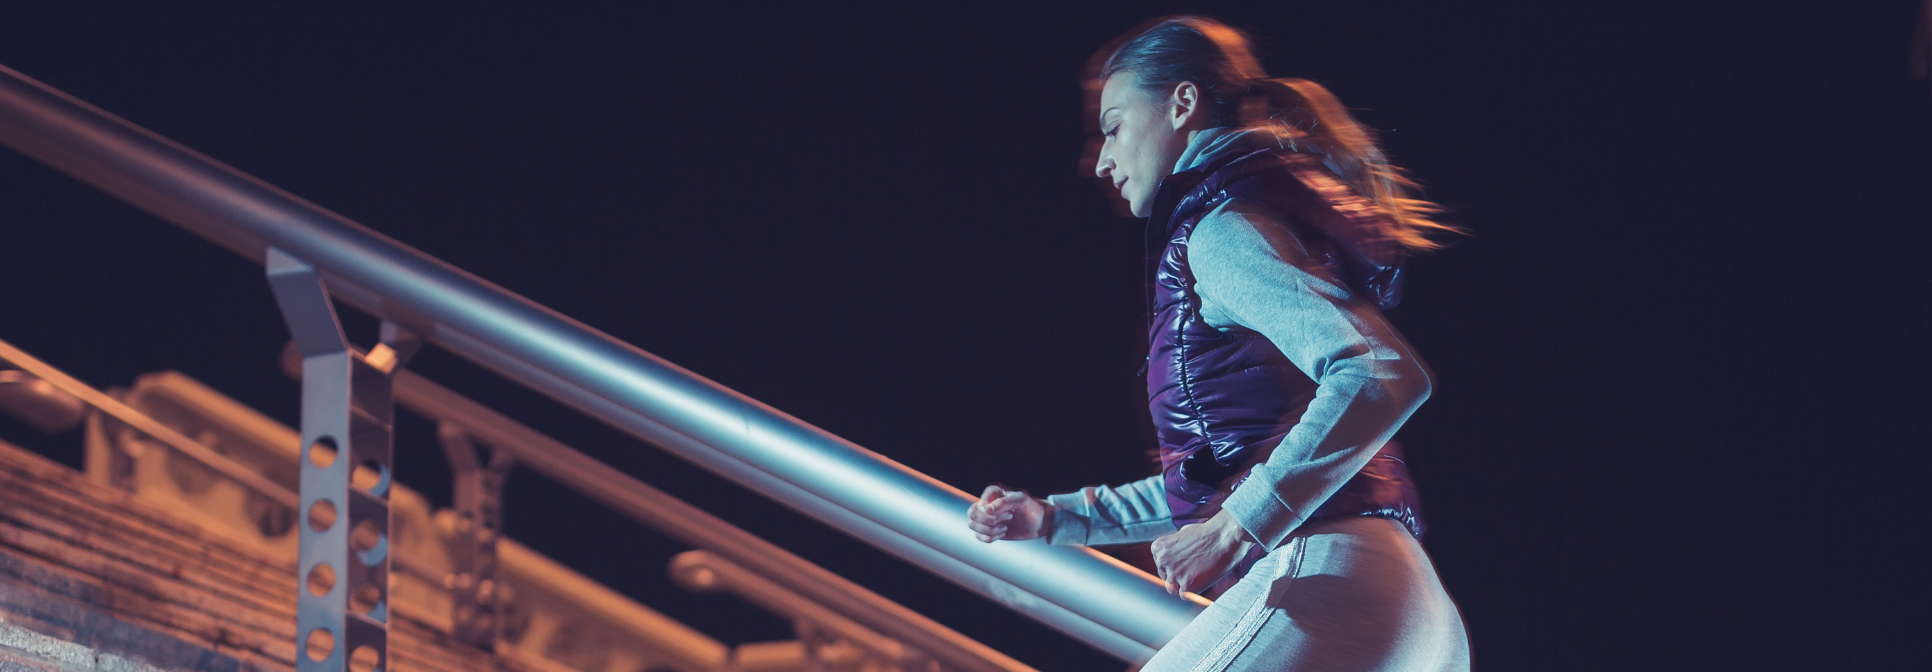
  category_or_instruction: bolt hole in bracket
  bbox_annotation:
[269,247,412,671]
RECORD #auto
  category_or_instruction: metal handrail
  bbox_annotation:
[284,346,1037,672]
[0,63,1202,662]
[3,330,1037,672]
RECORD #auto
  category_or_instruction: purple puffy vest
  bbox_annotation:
[1144,146,1426,540]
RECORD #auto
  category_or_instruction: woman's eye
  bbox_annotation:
[1104,126,1119,138]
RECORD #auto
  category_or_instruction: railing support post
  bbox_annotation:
[268,246,409,672]
[437,422,514,648]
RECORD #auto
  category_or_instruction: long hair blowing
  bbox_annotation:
[1089,17,1461,251]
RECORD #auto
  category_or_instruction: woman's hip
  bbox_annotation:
[1140,516,1469,672]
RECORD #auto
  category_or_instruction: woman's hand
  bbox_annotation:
[1151,510,1255,596]
[966,485,1047,542]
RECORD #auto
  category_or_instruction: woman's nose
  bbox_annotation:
[1094,154,1114,179]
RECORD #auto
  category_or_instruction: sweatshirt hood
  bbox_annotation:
[1173,126,1268,174]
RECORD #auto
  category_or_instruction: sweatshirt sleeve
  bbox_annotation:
[1042,475,1174,546]
[1189,199,1434,549]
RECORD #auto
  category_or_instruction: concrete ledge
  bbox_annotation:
[0,619,170,672]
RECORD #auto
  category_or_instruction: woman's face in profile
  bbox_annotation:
[1093,72,1196,218]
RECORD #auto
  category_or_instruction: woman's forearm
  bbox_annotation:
[1220,359,1430,548]
[1043,475,1175,545]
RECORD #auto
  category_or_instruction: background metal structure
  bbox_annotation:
[0,337,297,508]
[0,63,1205,662]
[436,422,514,648]
[670,550,927,670]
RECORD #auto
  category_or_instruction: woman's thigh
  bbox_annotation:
[1139,517,1469,672]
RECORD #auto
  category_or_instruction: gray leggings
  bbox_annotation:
[1139,517,1470,672]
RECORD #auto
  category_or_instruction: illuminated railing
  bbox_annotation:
[0,62,1203,667]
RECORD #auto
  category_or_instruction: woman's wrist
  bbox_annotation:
[1210,509,1256,544]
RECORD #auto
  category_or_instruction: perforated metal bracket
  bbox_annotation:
[437,422,515,648]
[268,247,400,672]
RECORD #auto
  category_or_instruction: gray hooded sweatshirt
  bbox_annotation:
[1044,127,1434,550]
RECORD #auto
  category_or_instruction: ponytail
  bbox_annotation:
[1244,78,1458,251]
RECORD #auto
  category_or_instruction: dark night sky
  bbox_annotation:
[1,2,1927,670]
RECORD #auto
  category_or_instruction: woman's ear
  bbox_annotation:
[1169,81,1202,130]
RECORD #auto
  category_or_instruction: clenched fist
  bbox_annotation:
[1150,510,1255,596]
[966,485,1047,542]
